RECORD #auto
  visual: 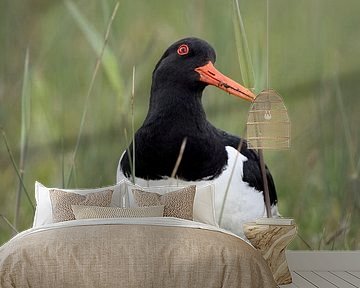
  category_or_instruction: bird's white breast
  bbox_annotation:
[117,146,269,236]
[212,146,266,236]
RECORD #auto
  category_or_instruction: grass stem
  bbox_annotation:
[124,128,135,184]
[15,48,31,229]
[232,0,255,89]
[66,1,120,187]
[219,134,245,226]
[1,128,35,212]
[334,73,356,175]
[131,66,136,184]
[171,137,187,179]
[0,214,19,235]
[297,232,313,250]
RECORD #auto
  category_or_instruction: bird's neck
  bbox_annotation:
[121,83,229,181]
[146,84,207,125]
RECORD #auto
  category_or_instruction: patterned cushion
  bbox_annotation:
[124,180,217,226]
[132,186,196,220]
[71,205,164,219]
[49,189,113,222]
[33,181,126,228]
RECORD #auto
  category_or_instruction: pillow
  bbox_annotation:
[33,180,127,227]
[72,205,164,219]
[124,180,217,227]
[132,186,196,220]
[49,189,113,222]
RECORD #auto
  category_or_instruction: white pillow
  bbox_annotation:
[124,180,217,227]
[33,180,127,227]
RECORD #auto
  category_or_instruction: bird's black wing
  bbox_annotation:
[217,129,278,206]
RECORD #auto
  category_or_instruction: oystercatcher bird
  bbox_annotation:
[117,37,279,235]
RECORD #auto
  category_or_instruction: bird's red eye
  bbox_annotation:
[177,44,189,56]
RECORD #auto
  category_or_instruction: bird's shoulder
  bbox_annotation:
[215,128,258,160]
[216,128,277,205]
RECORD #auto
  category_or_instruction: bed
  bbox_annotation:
[0,180,276,287]
[0,217,276,287]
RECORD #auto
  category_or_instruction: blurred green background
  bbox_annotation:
[0,0,359,249]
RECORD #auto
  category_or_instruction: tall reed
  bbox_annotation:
[14,48,31,229]
[232,0,255,89]
[65,1,120,187]
[1,128,35,212]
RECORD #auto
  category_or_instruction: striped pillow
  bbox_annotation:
[72,205,164,219]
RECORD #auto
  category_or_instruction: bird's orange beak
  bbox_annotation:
[195,61,256,102]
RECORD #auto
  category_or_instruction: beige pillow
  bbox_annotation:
[124,180,218,226]
[49,189,113,222]
[71,205,164,219]
[132,186,196,220]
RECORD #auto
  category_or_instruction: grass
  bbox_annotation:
[0,214,18,235]
[232,0,274,219]
[131,65,136,184]
[15,48,31,229]
[170,137,188,179]
[232,0,255,90]
[0,0,359,249]
[1,128,35,213]
[65,1,120,188]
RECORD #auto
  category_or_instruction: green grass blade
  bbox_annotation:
[122,67,137,185]
[1,128,35,212]
[124,128,135,184]
[61,134,65,188]
[20,49,31,163]
[171,138,187,179]
[232,0,255,89]
[221,3,257,218]
[252,40,266,94]
[15,48,31,229]
[131,66,136,183]
[297,232,314,250]
[334,72,356,176]
[65,0,124,98]
[65,1,120,187]
[0,214,19,235]
[219,136,245,226]
[61,88,65,188]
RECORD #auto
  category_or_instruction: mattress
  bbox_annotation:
[0,217,276,287]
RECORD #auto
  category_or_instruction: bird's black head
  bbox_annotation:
[151,37,256,101]
[152,38,216,92]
